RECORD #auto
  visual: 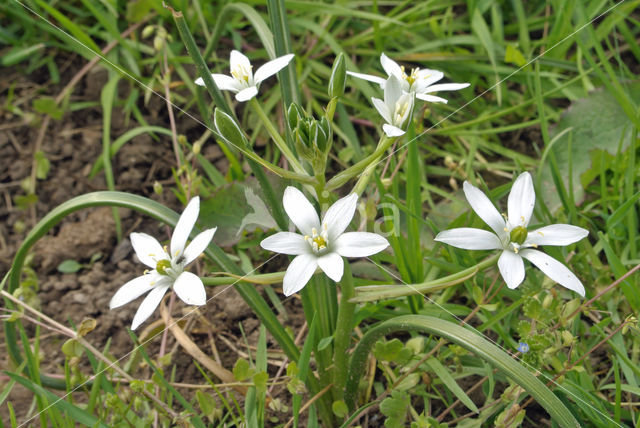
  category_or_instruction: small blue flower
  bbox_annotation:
[517,342,530,353]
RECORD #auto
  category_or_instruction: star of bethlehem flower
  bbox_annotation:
[434,172,588,296]
[348,53,470,104]
[260,187,390,296]
[110,197,216,330]
[372,75,414,137]
[194,50,294,102]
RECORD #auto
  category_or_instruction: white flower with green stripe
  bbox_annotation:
[261,187,389,296]
[195,50,294,102]
[435,172,588,296]
[110,197,216,330]
[348,53,469,103]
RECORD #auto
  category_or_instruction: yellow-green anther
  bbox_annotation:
[156,259,172,275]
[510,226,528,245]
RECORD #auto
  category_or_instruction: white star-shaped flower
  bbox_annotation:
[348,53,469,103]
[261,187,390,296]
[110,197,216,330]
[434,172,588,296]
[371,75,414,137]
[195,50,294,102]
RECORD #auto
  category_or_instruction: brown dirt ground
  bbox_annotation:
[0,59,304,426]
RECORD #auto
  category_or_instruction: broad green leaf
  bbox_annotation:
[33,97,64,120]
[380,390,409,427]
[539,82,640,212]
[57,259,82,273]
[200,182,277,246]
[233,358,252,381]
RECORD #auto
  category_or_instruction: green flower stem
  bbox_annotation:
[202,271,285,286]
[350,253,500,303]
[325,136,393,191]
[171,7,233,117]
[344,315,580,428]
[242,148,317,184]
[332,261,355,403]
[249,98,306,175]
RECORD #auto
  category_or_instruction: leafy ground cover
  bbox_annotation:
[1,0,639,427]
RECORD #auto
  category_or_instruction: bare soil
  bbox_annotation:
[0,59,302,426]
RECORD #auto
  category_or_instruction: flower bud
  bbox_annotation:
[561,330,575,347]
[287,103,304,130]
[289,106,331,174]
[153,35,164,52]
[153,181,163,195]
[142,25,156,39]
[214,108,249,148]
[328,53,346,98]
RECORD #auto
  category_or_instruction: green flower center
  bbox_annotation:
[156,259,172,275]
[510,226,528,245]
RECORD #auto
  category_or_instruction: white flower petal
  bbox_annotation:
[323,193,357,241]
[346,71,386,86]
[334,232,389,257]
[211,73,243,92]
[384,75,403,107]
[260,232,309,255]
[372,97,391,123]
[130,232,167,268]
[282,254,318,296]
[171,197,200,258]
[131,284,170,330]
[423,82,470,93]
[463,181,508,241]
[317,252,344,282]
[498,250,525,289]
[520,249,585,296]
[283,186,320,236]
[415,69,444,88]
[434,228,503,250]
[380,53,403,79]
[415,93,448,103]
[230,50,251,74]
[110,274,155,309]
[183,228,217,265]
[524,224,588,247]
[173,271,207,305]
[254,54,294,84]
[382,124,405,137]
[235,86,259,102]
[508,172,535,227]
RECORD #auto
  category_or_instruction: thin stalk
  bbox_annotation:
[170,7,232,117]
[351,253,500,302]
[326,136,393,191]
[332,261,355,403]
[202,271,286,286]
